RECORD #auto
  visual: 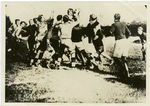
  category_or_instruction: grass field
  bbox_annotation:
[5,36,146,103]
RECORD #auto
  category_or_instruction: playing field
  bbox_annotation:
[5,36,146,103]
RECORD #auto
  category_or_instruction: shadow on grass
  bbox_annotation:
[104,75,146,89]
[5,83,37,102]
[62,61,119,76]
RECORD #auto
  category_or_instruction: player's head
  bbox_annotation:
[67,8,74,16]
[57,15,63,21]
[89,14,97,24]
[114,13,121,21]
[63,15,69,23]
[33,18,38,24]
[137,26,143,35]
[15,19,20,26]
[20,21,26,27]
[38,14,45,22]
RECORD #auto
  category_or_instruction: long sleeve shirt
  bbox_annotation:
[110,21,131,40]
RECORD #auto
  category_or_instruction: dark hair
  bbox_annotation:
[114,13,121,20]
[63,15,69,23]
[20,21,26,26]
[37,15,43,22]
[33,18,38,23]
[15,19,20,25]
[57,15,62,21]
[67,8,74,15]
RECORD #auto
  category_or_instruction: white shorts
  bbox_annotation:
[113,39,129,58]
[73,41,85,51]
[86,43,98,57]
[61,39,75,52]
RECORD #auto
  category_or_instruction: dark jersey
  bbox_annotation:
[86,21,103,44]
[27,25,37,38]
[71,24,83,42]
[20,27,28,37]
[110,21,131,40]
[51,22,62,40]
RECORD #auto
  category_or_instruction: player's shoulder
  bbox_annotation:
[113,21,124,26]
[111,23,116,27]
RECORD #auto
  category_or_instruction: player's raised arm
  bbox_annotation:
[125,25,131,38]
[72,8,81,27]
[49,10,54,20]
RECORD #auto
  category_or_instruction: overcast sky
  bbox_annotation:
[5,1,147,26]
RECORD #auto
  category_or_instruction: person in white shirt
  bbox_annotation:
[13,21,27,40]
[12,19,21,37]
[59,13,80,67]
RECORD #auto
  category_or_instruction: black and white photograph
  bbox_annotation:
[1,1,149,104]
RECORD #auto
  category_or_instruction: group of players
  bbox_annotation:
[6,8,146,78]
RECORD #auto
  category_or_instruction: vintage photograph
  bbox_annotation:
[3,1,147,103]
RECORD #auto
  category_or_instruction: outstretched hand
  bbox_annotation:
[97,14,103,23]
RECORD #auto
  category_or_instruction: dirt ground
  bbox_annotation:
[5,37,146,103]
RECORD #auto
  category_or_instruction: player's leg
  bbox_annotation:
[113,39,129,78]
[75,46,85,66]
[142,44,146,61]
[69,42,76,68]
[101,52,114,65]
[122,39,130,78]
[121,56,130,78]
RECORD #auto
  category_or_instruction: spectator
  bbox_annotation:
[137,26,146,61]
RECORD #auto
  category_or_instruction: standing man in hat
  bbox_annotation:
[86,14,100,60]
[110,13,131,78]
[85,14,113,69]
